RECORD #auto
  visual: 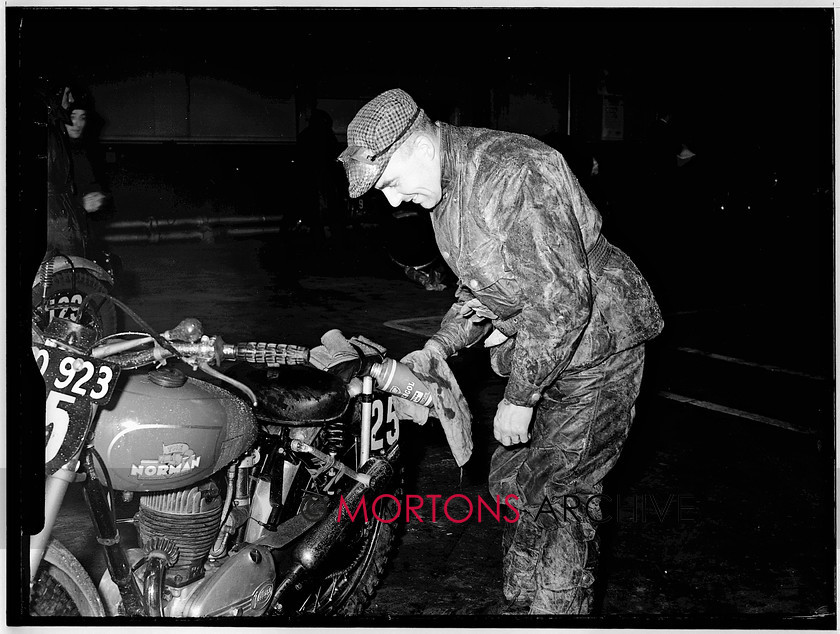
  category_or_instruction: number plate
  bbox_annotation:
[33,346,121,474]
[44,292,85,323]
[369,395,400,453]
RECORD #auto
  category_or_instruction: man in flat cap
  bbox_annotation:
[339,89,663,615]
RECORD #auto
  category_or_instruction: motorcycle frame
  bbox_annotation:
[30,359,390,618]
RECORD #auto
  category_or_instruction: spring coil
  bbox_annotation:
[40,258,54,305]
[321,418,348,456]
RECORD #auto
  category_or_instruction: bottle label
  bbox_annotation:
[377,359,433,408]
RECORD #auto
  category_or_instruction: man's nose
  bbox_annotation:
[383,189,402,208]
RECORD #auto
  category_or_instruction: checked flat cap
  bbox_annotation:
[338,89,424,198]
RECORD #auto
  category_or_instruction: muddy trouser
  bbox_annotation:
[489,344,646,615]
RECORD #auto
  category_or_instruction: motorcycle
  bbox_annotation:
[28,294,424,618]
[33,251,118,340]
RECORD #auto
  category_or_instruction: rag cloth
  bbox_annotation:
[395,347,473,467]
[308,329,474,467]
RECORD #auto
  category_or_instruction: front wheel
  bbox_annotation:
[29,538,106,617]
[32,269,117,339]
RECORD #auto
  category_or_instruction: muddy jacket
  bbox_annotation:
[427,123,663,407]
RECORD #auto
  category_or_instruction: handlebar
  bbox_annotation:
[97,338,310,370]
[43,313,314,407]
[232,342,309,366]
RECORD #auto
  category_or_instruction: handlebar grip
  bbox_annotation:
[234,342,309,366]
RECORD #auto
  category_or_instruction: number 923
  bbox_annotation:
[33,347,115,402]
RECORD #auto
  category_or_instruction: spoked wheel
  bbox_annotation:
[29,538,106,617]
[295,432,400,616]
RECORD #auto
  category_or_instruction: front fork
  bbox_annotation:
[359,376,374,466]
[29,445,146,615]
[28,458,80,585]
[80,450,146,616]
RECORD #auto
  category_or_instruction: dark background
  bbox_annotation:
[10,7,833,305]
[12,8,833,155]
[7,5,835,625]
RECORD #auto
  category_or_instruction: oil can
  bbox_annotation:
[369,358,434,407]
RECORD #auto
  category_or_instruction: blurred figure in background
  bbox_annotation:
[296,107,342,240]
[46,84,112,257]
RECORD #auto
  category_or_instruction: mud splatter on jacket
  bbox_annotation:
[428,123,664,407]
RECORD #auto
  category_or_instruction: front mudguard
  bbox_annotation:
[34,255,114,289]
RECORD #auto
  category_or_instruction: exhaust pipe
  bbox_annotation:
[268,446,399,614]
[141,539,180,617]
[142,557,167,617]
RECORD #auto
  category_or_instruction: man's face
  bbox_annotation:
[65,109,88,140]
[374,136,442,209]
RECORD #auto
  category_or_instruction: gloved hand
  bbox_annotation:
[493,398,534,446]
[390,344,442,426]
[459,298,499,322]
[484,328,510,348]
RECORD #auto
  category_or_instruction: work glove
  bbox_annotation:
[459,298,499,322]
[484,328,510,348]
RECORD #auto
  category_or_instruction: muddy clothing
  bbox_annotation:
[425,123,662,614]
[427,124,662,406]
[497,345,646,613]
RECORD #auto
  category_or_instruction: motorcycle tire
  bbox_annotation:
[32,269,117,340]
[294,427,401,616]
[29,538,106,617]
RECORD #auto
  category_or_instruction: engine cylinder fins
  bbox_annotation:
[136,503,222,562]
[143,537,180,566]
[137,482,224,587]
[140,480,221,514]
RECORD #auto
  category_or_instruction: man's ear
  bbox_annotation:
[412,132,436,160]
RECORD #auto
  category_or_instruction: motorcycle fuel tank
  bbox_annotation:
[92,369,257,492]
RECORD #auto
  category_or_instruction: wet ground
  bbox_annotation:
[38,229,835,627]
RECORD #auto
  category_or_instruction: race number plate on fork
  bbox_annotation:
[369,396,399,453]
[33,346,121,475]
[44,293,84,324]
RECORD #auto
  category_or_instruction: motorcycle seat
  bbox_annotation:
[225,362,350,426]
